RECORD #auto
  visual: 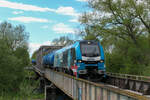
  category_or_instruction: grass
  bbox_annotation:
[0,71,44,100]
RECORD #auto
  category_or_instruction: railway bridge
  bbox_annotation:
[33,66,150,100]
[31,45,150,100]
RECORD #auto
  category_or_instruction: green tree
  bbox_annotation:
[106,38,150,75]
[31,50,37,60]
[0,22,30,94]
[52,36,74,46]
[0,22,29,50]
[14,46,30,66]
[80,0,149,45]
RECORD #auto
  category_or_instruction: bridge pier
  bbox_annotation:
[45,84,72,100]
[45,85,57,100]
[38,76,72,100]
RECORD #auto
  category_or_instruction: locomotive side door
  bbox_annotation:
[67,49,71,68]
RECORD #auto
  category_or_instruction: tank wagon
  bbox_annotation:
[35,46,63,70]
[43,40,106,79]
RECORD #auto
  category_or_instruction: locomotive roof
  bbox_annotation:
[54,41,79,54]
[54,40,99,54]
[76,40,98,42]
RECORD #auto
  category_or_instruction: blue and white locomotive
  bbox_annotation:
[43,40,106,79]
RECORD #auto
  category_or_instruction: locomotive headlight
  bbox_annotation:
[100,60,104,63]
[88,41,91,44]
[78,60,82,63]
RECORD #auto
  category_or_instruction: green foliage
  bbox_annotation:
[106,38,150,75]
[83,32,100,40]
[14,47,30,66]
[80,0,150,45]
[17,79,44,99]
[31,50,37,60]
[0,21,30,95]
[0,79,44,100]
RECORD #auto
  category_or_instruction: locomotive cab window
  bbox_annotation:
[80,41,100,57]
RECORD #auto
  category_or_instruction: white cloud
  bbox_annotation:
[69,18,79,23]
[53,23,75,34]
[76,0,88,2]
[55,6,79,17]
[12,11,24,14]
[29,41,52,56]
[41,25,49,29]
[0,0,79,17]
[8,16,50,23]
[0,0,54,12]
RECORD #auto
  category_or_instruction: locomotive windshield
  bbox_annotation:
[80,41,100,57]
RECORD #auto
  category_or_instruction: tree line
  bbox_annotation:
[0,22,30,94]
[79,0,150,75]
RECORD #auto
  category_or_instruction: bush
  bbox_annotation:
[0,39,26,94]
[0,22,30,95]
[106,37,150,76]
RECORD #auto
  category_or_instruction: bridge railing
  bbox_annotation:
[44,68,149,100]
[106,72,150,82]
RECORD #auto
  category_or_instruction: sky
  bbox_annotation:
[0,0,89,55]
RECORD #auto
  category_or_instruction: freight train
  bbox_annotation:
[42,40,106,80]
